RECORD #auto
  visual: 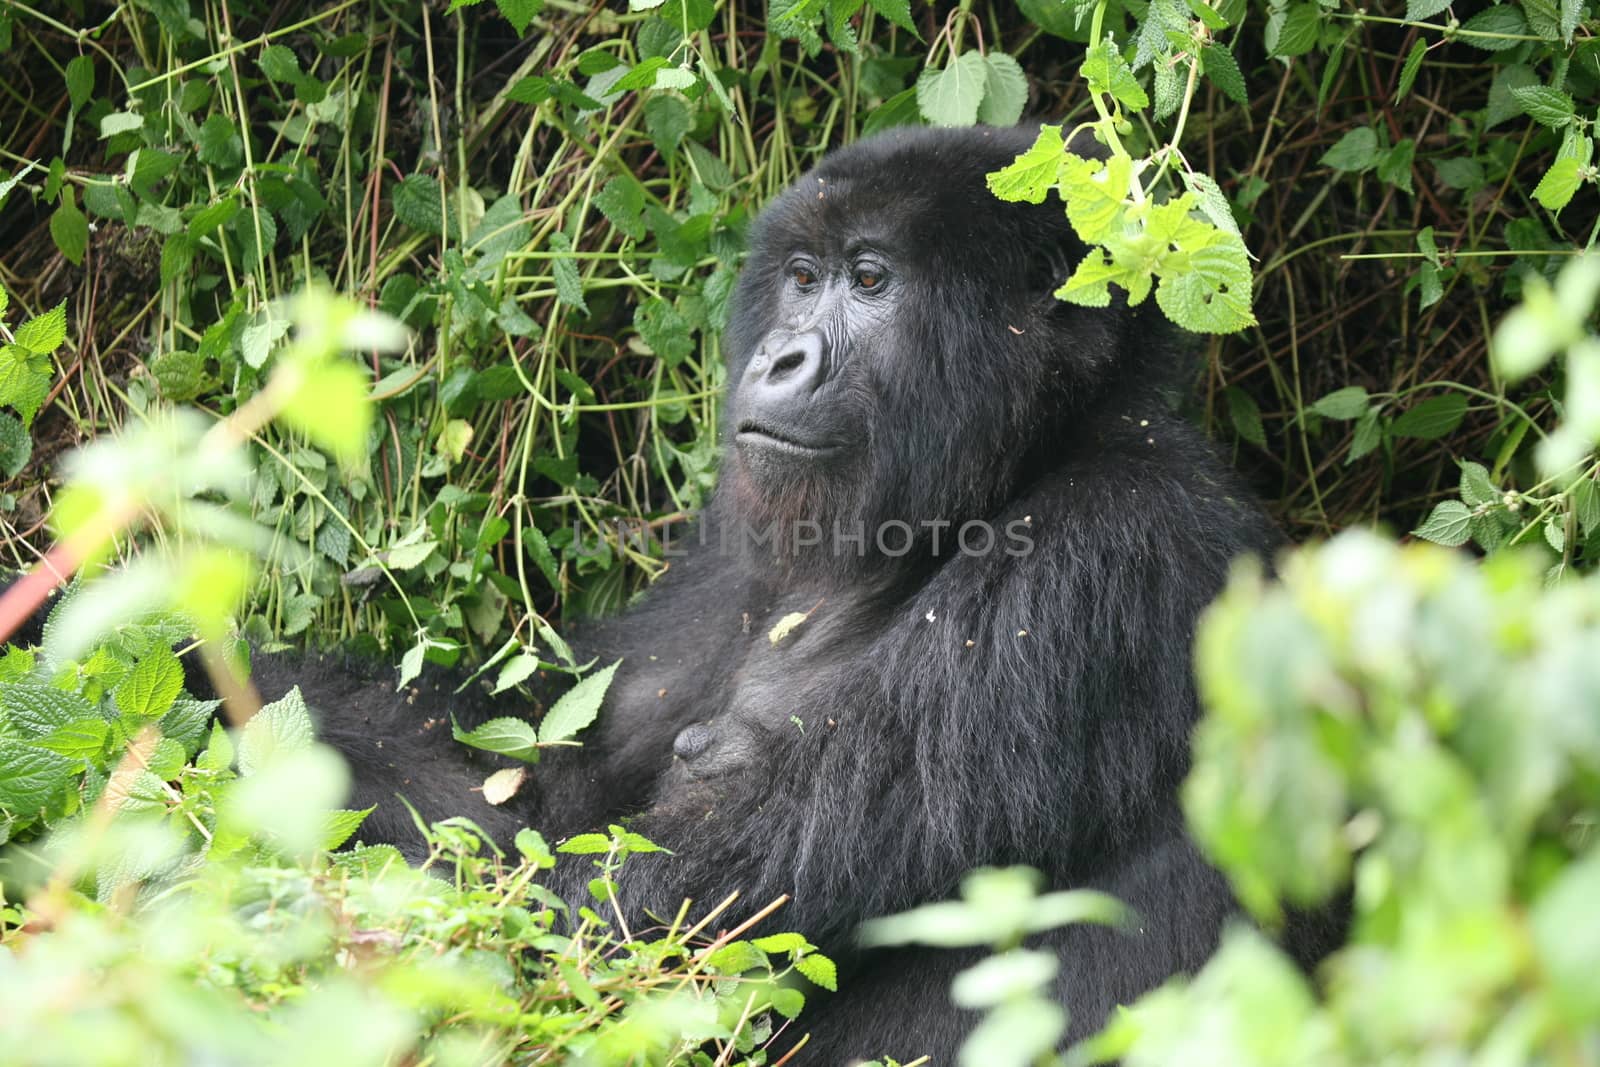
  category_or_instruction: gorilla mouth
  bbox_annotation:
[735,421,836,456]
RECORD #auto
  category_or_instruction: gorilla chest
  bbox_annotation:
[624,591,890,779]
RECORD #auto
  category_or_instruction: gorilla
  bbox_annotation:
[68,125,1323,1058]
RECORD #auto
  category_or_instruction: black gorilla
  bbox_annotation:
[255,126,1298,1059]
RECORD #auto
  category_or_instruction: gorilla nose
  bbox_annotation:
[750,332,827,398]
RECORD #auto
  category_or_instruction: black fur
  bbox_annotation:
[87,127,1327,1059]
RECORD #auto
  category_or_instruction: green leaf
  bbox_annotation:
[279,357,373,463]
[915,50,989,126]
[1269,3,1320,57]
[795,952,838,991]
[238,686,316,775]
[977,52,1029,125]
[392,173,444,234]
[1412,499,1473,546]
[0,411,31,478]
[1201,44,1247,105]
[1,684,97,738]
[594,174,646,240]
[1486,64,1539,128]
[49,190,88,266]
[549,232,589,314]
[0,346,50,427]
[1320,127,1379,172]
[1347,408,1383,463]
[113,647,184,720]
[867,0,918,34]
[493,652,541,695]
[1155,236,1257,334]
[752,932,810,953]
[1081,40,1149,110]
[1511,84,1575,128]
[1531,157,1581,212]
[539,659,619,744]
[65,55,94,111]
[770,986,806,1019]
[35,718,110,762]
[1404,0,1451,20]
[452,715,541,761]
[495,0,544,33]
[1057,152,1132,244]
[986,125,1066,204]
[1460,4,1529,49]
[15,301,67,355]
[1389,393,1468,439]
[1377,139,1413,194]
[557,832,613,854]
[0,741,77,814]
[1225,386,1266,446]
[1459,460,1498,507]
[320,806,375,850]
[1394,39,1426,102]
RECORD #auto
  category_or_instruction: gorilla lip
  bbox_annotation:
[735,422,836,456]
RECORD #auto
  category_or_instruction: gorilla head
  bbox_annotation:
[719,126,1160,569]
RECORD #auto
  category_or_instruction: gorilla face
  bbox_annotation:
[720,126,1143,568]
[730,240,893,490]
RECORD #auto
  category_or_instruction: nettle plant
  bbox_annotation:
[986,0,1257,335]
[1413,255,1600,577]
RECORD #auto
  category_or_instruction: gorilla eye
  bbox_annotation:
[855,268,883,290]
[790,264,818,288]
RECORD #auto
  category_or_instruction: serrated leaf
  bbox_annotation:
[1459,460,1497,506]
[915,50,989,127]
[36,718,110,761]
[1225,386,1265,446]
[1404,0,1451,20]
[65,55,95,112]
[1182,170,1240,236]
[1311,385,1370,420]
[15,301,67,355]
[771,986,806,1019]
[1057,152,1132,244]
[1412,499,1473,546]
[1395,39,1426,103]
[1511,84,1574,128]
[986,125,1065,204]
[539,659,618,744]
[321,806,374,849]
[392,173,444,234]
[752,932,810,953]
[1269,3,1320,56]
[867,0,918,34]
[238,686,316,775]
[550,232,588,314]
[557,832,613,854]
[0,345,51,427]
[1571,475,1600,535]
[1531,157,1581,212]
[978,52,1029,125]
[594,174,646,239]
[1320,127,1378,172]
[795,952,838,991]
[0,411,31,479]
[1201,45,1246,105]
[453,715,540,761]
[0,741,76,814]
[1155,237,1256,334]
[1082,40,1149,110]
[1389,393,1468,439]
[493,652,541,694]
[113,647,184,719]
[1347,408,1383,463]
[1460,4,1528,49]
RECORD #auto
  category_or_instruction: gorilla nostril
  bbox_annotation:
[673,722,715,760]
[770,348,806,378]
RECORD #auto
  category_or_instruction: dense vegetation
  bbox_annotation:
[0,0,1597,1062]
